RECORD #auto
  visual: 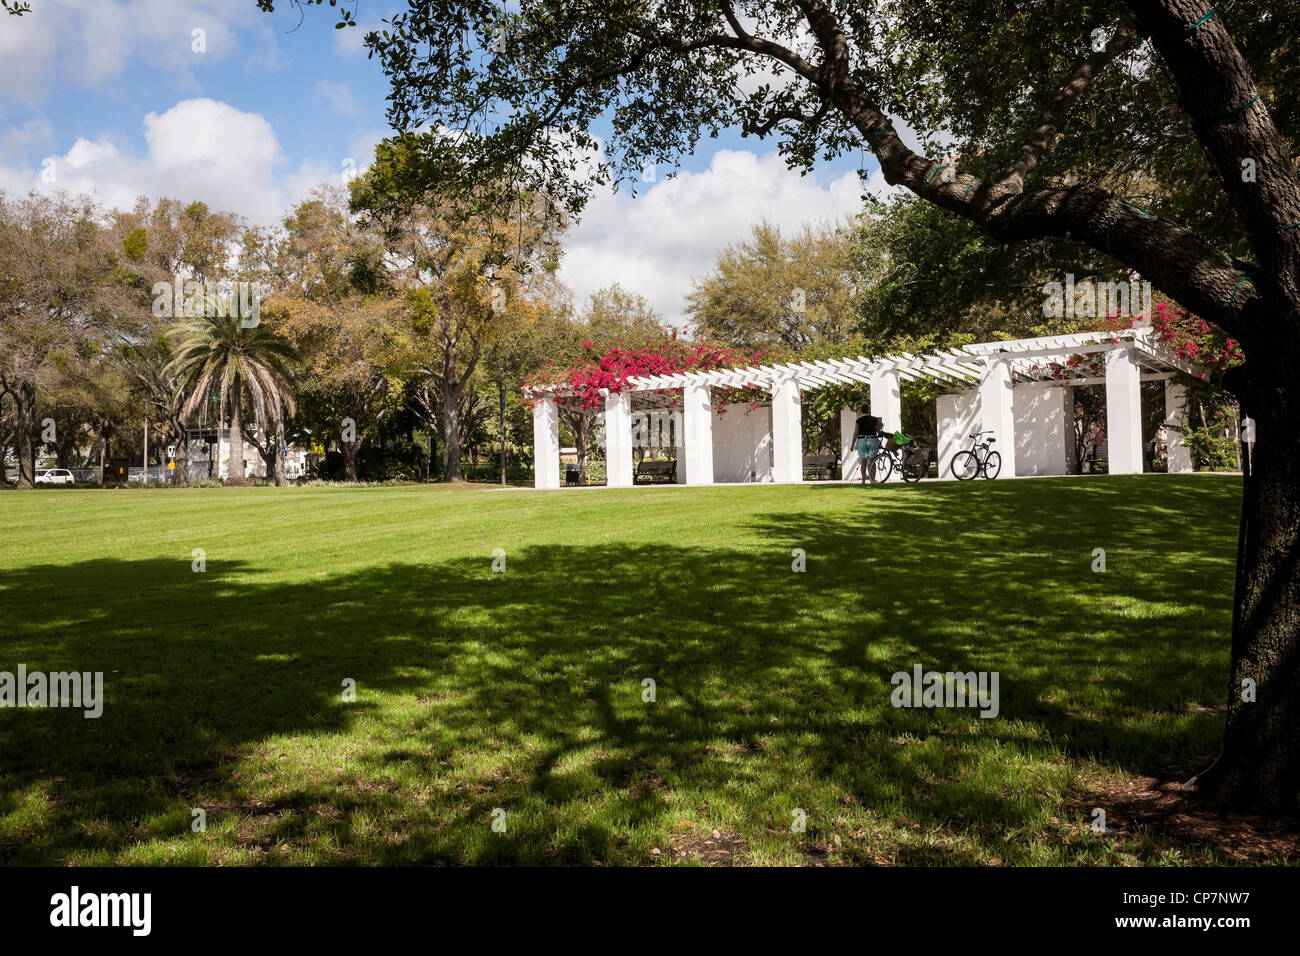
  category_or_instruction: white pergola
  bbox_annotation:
[526,324,1208,488]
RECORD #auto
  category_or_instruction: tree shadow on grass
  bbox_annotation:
[0,476,1242,864]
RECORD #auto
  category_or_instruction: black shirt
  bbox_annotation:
[856,415,882,436]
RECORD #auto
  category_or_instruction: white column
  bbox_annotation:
[937,391,979,478]
[672,410,688,484]
[532,395,560,489]
[978,358,1017,478]
[1165,380,1193,474]
[769,376,803,483]
[868,369,903,482]
[868,369,902,432]
[1105,345,1143,474]
[840,406,861,481]
[682,383,714,485]
[1012,382,1072,476]
[604,390,634,487]
[1062,386,1078,473]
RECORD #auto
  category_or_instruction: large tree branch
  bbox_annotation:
[997,19,1140,191]
[765,0,1265,340]
[1126,0,1300,326]
[753,99,831,137]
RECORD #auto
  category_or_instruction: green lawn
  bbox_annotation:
[0,476,1258,865]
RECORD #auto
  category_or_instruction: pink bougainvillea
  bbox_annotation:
[526,336,776,412]
[1097,301,1242,371]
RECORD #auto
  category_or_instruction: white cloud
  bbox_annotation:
[315,80,360,118]
[557,149,866,326]
[0,98,329,225]
[346,128,388,165]
[0,117,53,156]
[0,0,268,105]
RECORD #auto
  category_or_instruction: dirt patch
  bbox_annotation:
[664,826,748,866]
[1071,774,1300,862]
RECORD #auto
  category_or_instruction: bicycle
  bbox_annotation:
[863,435,928,484]
[948,430,1002,480]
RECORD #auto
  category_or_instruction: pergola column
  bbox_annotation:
[978,357,1017,478]
[1165,380,1193,473]
[937,391,979,478]
[1105,345,1143,474]
[868,369,903,482]
[1013,383,1072,476]
[672,409,688,484]
[604,390,634,487]
[770,376,803,483]
[840,406,861,481]
[682,383,714,485]
[868,369,902,431]
[532,395,560,489]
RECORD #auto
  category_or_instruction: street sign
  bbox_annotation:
[167,461,175,471]
[167,445,176,458]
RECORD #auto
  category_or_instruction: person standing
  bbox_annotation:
[849,406,886,484]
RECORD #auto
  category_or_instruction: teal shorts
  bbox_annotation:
[856,436,880,458]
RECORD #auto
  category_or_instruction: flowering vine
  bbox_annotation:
[526,335,777,413]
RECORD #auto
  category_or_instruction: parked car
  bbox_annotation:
[34,468,76,485]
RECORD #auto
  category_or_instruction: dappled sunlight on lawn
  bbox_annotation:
[0,476,1252,864]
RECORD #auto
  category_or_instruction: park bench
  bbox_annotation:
[802,454,839,480]
[1083,443,1108,474]
[635,459,677,484]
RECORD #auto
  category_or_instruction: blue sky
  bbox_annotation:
[0,0,885,323]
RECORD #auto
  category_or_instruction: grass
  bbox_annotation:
[0,475,1258,865]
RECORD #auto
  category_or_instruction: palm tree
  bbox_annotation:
[166,312,298,486]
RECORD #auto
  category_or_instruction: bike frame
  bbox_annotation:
[956,432,997,477]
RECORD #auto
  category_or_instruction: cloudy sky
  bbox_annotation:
[0,0,889,324]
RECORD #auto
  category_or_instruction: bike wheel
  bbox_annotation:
[949,451,979,481]
[867,453,893,484]
[983,451,1002,479]
[901,456,924,482]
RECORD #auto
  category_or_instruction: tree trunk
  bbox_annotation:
[499,380,507,486]
[270,422,287,487]
[14,383,36,489]
[226,381,247,485]
[164,423,188,487]
[55,437,76,469]
[1198,364,1300,812]
[342,440,358,481]
[172,438,189,487]
[442,385,464,482]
